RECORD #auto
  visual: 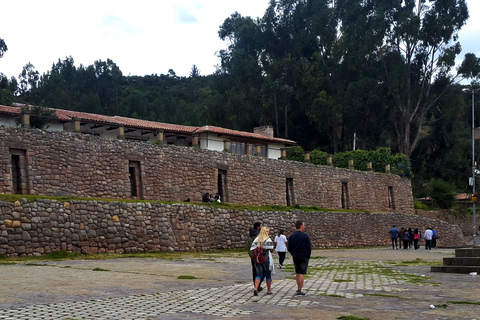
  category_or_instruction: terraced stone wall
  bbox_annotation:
[0,200,464,257]
[0,127,414,213]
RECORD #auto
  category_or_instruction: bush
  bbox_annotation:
[414,201,429,210]
[286,146,305,162]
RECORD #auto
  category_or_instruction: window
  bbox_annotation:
[286,178,295,206]
[128,161,142,198]
[10,149,28,194]
[341,182,350,209]
[230,142,245,155]
[230,142,267,157]
[388,186,395,209]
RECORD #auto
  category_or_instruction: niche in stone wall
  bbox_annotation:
[341,181,350,209]
[286,177,295,206]
[217,164,228,203]
[9,148,28,194]
[128,160,143,199]
[388,186,395,210]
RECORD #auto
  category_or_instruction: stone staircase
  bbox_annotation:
[431,246,480,273]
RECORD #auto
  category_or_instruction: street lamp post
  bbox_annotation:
[463,86,480,246]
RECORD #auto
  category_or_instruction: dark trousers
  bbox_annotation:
[391,238,398,249]
[403,240,409,249]
[413,239,419,249]
[432,238,437,248]
[278,251,286,266]
[425,239,432,250]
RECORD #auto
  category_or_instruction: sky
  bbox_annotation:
[0,0,479,80]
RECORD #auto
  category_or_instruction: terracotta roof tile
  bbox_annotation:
[0,105,21,115]
[0,104,296,144]
[194,125,297,145]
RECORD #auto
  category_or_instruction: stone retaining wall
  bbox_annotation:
[415,209,476,237]
[0,200,465,257]
[0,127,414,213]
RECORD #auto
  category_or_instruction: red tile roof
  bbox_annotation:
[0,104,296,144]
[194,125,297,145]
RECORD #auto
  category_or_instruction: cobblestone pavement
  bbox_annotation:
[1,248,480,320]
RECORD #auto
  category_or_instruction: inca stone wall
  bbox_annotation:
[0,127,414,213]
[0,199,465,257]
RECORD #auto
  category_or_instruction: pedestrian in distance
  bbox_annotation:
[413,228,420,249]
[424,227,433,250]
[287,220,311,296]
[389,225,399,249]
[274,229,288,268]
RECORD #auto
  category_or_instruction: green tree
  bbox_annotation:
[0,37,7,58]
[429,178,457,209]
[17,62,39,101]
[379,0,469,156]
[189,64,200,78]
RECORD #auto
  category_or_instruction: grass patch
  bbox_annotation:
[333,279,353,283]
[0,261,16,265]
[0,194,369,213]
[177,275,198,279]
[364,293,400,298]
[310,256,327,260]
[448,301,480,305]
[391,258,442,266]
[25,263,47,266]
[0,248,250,263]
[92,268,110,271]
[321,293,345,298]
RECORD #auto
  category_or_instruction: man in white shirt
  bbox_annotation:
[424,228,433,250]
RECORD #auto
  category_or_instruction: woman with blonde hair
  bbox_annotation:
[250,226,275,296]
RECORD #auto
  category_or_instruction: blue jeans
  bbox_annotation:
[255,259,272,282]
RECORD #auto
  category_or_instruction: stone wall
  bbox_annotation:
[0,127,414,213]
[0,199,465,257]
[415,209,476,237]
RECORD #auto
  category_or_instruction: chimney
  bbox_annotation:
[253,125,274,138]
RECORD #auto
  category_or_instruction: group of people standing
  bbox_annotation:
[202,192,221,203]
[248,220,311,297]
[388,226,437,250]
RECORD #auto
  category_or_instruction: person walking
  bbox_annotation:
[402,228,410,249]
[432,229,437,248]
[424,227,433,250]
[413,228,420,249]
[274,229,288,268]
[250,226,275,296]
[389,226,399,249]
[287,220,311,296]
[247,222,263,292]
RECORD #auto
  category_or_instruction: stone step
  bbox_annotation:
[431,265,480,274]
[443,257,480,266]
[455,247,480,258]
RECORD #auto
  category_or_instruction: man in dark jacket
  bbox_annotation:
[247,222,263,291]
[287,220,311,296]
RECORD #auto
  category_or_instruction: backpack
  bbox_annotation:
[253,246,265,264]
[403,231,410,241]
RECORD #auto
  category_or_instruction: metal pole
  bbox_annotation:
[464,86,478,246]
[472,90,477,246]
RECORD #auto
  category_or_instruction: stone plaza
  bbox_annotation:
[1,248,479,320]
